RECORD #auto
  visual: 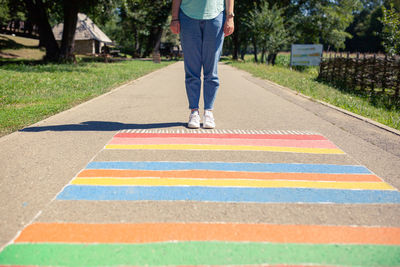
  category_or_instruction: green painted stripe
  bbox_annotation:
[0,242,399,266]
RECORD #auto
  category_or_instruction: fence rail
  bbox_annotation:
[0,20,39,39]
[318,52,400,98]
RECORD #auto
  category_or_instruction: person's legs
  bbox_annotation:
[202,11,225,110]
[179,11,202,110]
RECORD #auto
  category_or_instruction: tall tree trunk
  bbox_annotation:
[60,0,79,61]
[138,41,143,58]
[252,36,258,63]
[240,47,246,61]
[153,27,163,54]
[143,28,156,58]
[24,0,60,61]
[133,26,140,57]
[143,26,163,58]
[141,1,170,58]
[261,48,265,63]
[232,30,239,60]
[267,53,277,65]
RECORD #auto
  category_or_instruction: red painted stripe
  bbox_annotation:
[115,133,327,140]
[109,137,337,149]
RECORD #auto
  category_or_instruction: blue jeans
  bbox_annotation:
[180,10,225,110]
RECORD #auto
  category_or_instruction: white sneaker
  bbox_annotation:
[188,110,200,129]
[203,110,215,129]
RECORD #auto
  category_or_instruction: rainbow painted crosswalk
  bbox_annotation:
[1,222,399,266]
[1,129,399,266]
[105,131,346,154]
[58,161,400,203]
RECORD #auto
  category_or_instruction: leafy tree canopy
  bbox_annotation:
[380,3,400,55]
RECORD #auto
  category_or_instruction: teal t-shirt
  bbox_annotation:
[180,0,225,20]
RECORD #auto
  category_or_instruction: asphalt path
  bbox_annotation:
[0,62,399,266]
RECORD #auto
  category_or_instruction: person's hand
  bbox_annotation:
[224,17,234,37]
[170,20,180,34]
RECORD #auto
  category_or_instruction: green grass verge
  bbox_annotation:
[0,60,173,136]
[227,57,400,131]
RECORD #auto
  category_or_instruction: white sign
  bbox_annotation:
[290,44,323,66]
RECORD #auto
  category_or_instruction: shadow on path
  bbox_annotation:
[20,121,187,132]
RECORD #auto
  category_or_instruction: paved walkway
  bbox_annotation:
[1,62,400,266]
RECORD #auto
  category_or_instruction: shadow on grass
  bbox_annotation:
[0,35,38,50]
[0,58,109,72]
[20,121,188,132]
[222,59,316,72]
[316,78,400,111]
[0,58,44,65]
[0,57,175,72]
[0,61,93,73]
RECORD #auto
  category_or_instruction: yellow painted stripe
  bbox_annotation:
[105,144,345,154]
[71,178,395,190]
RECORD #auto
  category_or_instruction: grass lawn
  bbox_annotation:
[0,60,173,136]
[226,54,400,131]
[0,34,45,60]
[0,33,175,137]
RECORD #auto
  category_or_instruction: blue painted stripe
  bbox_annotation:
[57,186,400,203]
[86,162,371,174]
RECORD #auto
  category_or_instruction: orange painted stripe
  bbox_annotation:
[15,223,400,245]
[77,169,382,182]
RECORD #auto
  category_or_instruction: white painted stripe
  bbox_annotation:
[116,129,321,135]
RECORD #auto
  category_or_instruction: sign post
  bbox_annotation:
[290,44,323,67]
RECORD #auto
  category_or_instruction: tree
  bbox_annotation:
[345,3,384,53]
[380,3,400,55]
[0,0,11,27]
[323,0,362,50]
[59,0,79,61]
[58,0,117,61]
[247,2,289,64]
[2,0,62,60]
[229,0,265,60]
[22,0,60,61]
[227,0,292,61]
[110,0,171,58]
[293,0,362,51]
[141,0,171,57]
[228,0,362,60]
